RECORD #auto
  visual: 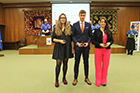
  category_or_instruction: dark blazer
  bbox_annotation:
[51,28,73,59]
[72,21,92,49]
[91,29,114,49]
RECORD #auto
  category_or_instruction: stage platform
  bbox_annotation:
[19,44,126,54]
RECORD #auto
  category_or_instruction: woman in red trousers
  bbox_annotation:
[91,17,114,87]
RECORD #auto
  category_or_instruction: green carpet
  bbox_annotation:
[0,50,140,93]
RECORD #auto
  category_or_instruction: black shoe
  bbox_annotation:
[130,50,133,55]
[101,84,106,86]
[127,52,130,55]
[130,53,133,55]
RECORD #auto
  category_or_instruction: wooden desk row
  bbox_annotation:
[3,41,20,50]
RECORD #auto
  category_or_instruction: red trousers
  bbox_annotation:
[95,48,110,87]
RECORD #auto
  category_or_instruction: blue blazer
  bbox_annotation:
[72,21,92,50]
[126,30,137,35]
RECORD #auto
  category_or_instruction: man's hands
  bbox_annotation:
[83,42,89,47]
[77,43,83,47]
[44,30,49,33]
[77,42,89,47]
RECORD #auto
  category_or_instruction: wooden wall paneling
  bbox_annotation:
[117,7,127,45]
[4,9,7,41]
[4,9,10,41]
[3,2,51,8]
[14,8,19,41]
[90,2,140,7]
[18,8,25,43]
[0,3,2,24]
[0,3,4,25]
[9,8,14,41]
[118,7,140,46]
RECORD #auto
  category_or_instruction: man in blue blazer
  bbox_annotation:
[72,10,92,85]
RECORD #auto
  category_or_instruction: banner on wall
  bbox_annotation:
[130,21,140,51]
[91,9,118,34]
[24,10,52,36]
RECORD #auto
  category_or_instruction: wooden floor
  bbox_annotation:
[19,44,126,54]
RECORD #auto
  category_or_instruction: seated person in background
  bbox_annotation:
[89,21,100,34]
[41,19,51,36]
[52,20,58,32]
[68,21,72,27]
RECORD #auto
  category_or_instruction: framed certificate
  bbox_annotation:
[46,38,52,45]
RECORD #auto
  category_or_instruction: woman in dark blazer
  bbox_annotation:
[52,13,73,87]
[91,17,114,87]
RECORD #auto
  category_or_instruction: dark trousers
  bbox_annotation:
[74,48,89,79]
[128,49,133,55]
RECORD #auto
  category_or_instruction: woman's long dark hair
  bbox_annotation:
[100,17,111,34]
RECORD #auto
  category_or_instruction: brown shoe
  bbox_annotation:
[85,78,92,85]
[72,79,78,85]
